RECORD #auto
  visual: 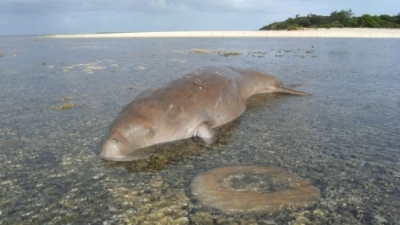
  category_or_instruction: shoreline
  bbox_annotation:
[44,28,400,38]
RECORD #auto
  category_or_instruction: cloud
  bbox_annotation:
[161,0,280,13]
[0,0,279,14]
[1,0,400,35]
[1,0,400,16]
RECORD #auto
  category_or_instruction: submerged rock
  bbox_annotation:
[190,166,320,215]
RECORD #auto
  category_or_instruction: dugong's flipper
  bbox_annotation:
[195,123,216,144]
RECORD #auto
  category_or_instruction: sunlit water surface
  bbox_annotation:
[0,36,399,224]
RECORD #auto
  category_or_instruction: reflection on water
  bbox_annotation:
[0,36,399,224]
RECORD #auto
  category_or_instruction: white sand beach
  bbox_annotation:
[45,28,400,38]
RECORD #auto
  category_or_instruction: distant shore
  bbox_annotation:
[44,28,400,38]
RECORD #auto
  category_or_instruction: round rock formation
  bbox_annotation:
[190,166,320,215]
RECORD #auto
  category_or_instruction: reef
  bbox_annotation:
[190,166,320,215]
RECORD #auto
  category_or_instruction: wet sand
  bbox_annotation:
[45,28,400,38]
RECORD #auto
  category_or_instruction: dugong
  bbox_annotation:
[101,66,310,161]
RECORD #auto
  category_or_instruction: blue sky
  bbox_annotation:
[1,0,399,35]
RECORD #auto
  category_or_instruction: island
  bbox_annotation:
[260,9,400,30]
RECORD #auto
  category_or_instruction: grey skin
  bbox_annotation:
[101,66,310,161]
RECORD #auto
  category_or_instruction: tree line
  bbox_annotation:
[260,10,400,30]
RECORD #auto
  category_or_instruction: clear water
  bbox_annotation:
[0,36,399,224]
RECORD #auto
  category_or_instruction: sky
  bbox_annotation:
[0,0,399,35]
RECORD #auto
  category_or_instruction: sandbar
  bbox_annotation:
[44,28,400,39]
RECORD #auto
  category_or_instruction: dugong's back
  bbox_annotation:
[158,67,246,127]
[124,67,247,128]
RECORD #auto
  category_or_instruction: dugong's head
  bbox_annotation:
[100,110,165,161]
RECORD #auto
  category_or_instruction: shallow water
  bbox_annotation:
[0,36,399,224]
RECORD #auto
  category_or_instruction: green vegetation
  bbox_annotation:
[50,96,76,110]
[60,103,75,110]
[260,10,400,30]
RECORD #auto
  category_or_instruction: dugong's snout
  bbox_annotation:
[100,139,127,161]
[100,138,150,161]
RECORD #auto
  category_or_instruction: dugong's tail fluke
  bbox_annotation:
[275,87,311,96]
